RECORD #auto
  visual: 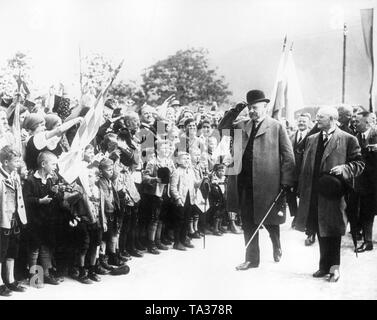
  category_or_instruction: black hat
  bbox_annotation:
[246,90,270,105]
[318,173,347,199]
[157,167,171,184]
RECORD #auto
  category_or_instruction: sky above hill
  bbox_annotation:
[0,0,375,102]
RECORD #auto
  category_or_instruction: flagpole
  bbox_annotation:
[79,45,83,96]
[342,23,347,103]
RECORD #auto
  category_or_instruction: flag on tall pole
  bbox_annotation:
[360,8,377,112]
[58,59,124,184]
[270,37,304,124]
[270,36,288,120]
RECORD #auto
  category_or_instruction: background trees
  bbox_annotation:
[141,48,232,106]
[0,48,232,109]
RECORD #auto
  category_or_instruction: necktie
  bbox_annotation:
[322,133,328,146]
[251,121,259,136]
[362,133,367,146]
[297,132,303,143]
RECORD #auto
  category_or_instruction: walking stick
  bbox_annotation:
[200,177,211,249]
[203,198,207,249]
[245,189,285,250]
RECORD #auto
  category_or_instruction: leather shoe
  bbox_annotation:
[305,234,315,246]
[0,284,12,296]
[312,269,328,278]
[156,241,169,250]
[329,270,340,283]
[44,275,60,285]
[273,248,282,262]
[129,249,144,258]
[183,240,194,248]
[173,242,187,251]
[235,261,259,271]
[148,246,160,255]
[6,281,27,292]
[356,242,373,253]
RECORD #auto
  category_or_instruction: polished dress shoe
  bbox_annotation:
[273,248,282,262]
[356,241,373,253]
[235,261,259,271]
[312,269,329,278]
[305,234,315,246]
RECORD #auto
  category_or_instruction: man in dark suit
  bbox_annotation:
[289,113,311,230]
[337,105,354,135]
[219,90,296,270]
[296,107,364,282]
[354,111,377,252]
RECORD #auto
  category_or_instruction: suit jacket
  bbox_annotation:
[296,127,365,236]
[170,166,201,205]
[142,157,175,196]
[0,167,27,229]
[290,130,308,175]
[355,128,377,198]
[219,106,296,225]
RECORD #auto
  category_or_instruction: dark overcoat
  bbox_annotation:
[219,108,296,225]
[296,128,364,237]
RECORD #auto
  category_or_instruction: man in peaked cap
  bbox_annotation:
[219,89,296,270]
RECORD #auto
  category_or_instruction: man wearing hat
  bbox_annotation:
[219,89,296,270]
[295,107,364,282]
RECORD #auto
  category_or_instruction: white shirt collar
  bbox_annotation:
[34,170,52,184]
[0,164,11,180]
[362,128,371,139]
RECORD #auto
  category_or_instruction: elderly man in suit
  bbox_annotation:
[296,107,364,282]
[219,90,296,270]
[354,111,377,253]
[289,113,311,230]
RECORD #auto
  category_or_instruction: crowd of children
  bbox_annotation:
[0,91,243,297]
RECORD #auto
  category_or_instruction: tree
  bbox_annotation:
[141,48,232,106]
[81,53,115,96]
[0,51,32,96]
[108,80,146,107]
